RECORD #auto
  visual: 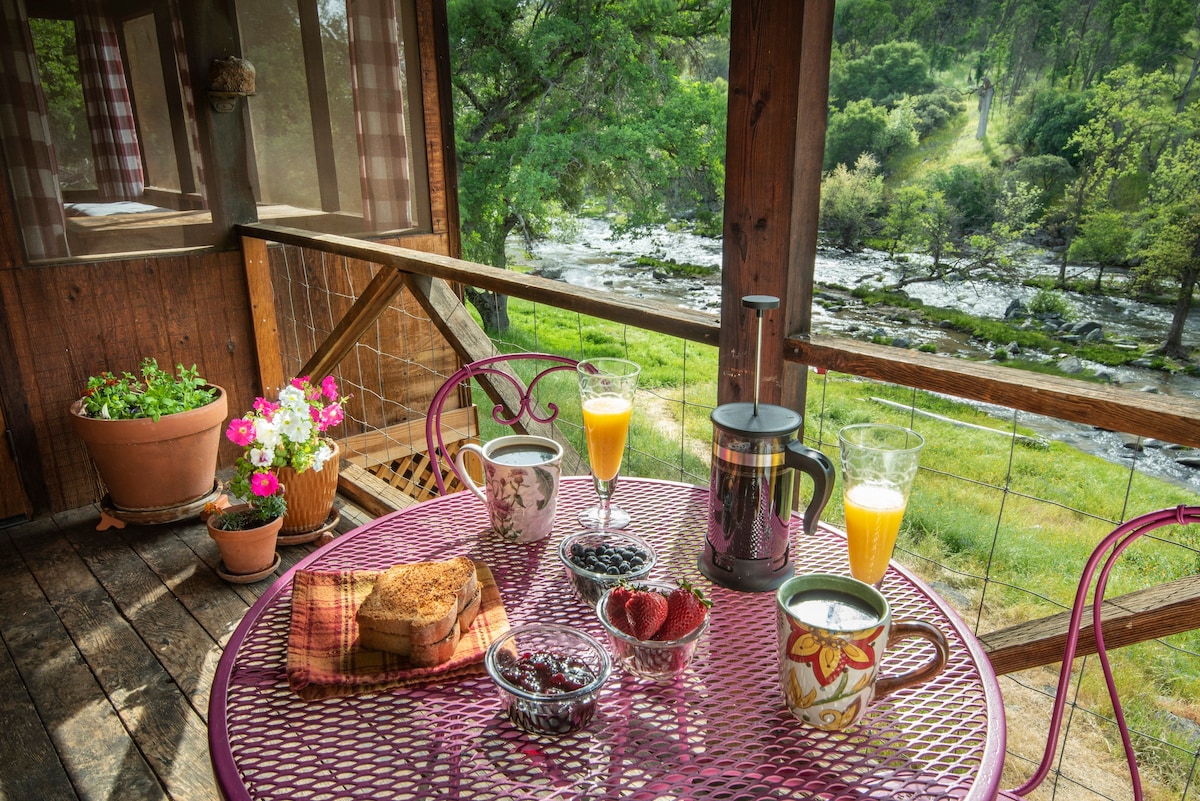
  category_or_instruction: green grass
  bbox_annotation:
[471,297,1200,795]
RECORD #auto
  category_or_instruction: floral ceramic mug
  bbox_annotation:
[775,573,949,731]
[456,435,563,543]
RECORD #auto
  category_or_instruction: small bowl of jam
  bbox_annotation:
[484,623,611,735]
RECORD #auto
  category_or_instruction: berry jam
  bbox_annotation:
[494,649,601,734]
[498,650,595,694]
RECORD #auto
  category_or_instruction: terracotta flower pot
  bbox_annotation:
[206,505,282,576]
[278,439,340,534]
[69,387,228,511]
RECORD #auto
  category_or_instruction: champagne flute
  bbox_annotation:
[577,358,640,529]
[837,423,924,586]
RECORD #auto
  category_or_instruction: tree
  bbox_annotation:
[1067,209,1131,290]
[824,99,888,171]
[882,184,927,260]
[829,41,936,109]
[448,0,729,331]
[819,154,884,250]
[1069,65,1199,358]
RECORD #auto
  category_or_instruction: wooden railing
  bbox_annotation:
[241,222,1200,450]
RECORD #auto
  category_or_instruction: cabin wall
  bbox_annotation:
[0,0,462,518]
[0,248,260,514]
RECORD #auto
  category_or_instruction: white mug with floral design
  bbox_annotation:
[775,573,948,731]
[456,435,563,543]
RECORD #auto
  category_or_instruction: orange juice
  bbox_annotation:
[843,483,906,585]
[582,395,632,481]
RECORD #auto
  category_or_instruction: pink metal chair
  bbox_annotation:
[1000,504,1200,800]
[424,352,580,495]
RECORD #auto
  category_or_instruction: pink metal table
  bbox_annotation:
[210,477,1005,800]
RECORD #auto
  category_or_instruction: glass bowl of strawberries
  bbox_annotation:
[595,579,711,682]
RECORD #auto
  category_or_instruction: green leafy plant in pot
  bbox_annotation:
[70,359,227,511]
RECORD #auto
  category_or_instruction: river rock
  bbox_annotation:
[1084,327,1104,342]
[1059,356,1084,374]
[891,337,910,349]
[1004,299,1027,319]
[1007,341,1020,355]
[1073,320,1103,337]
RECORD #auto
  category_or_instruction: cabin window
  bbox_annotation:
[1,0,426,264]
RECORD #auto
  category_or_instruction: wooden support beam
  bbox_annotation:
[241,236,285,396]
[299,263,409,381]
[980,574,1200,675]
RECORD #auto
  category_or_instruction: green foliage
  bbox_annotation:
[80,360,217,422]
[29,19,91,189]
[819,154,884,249]
[448,0,729,286]
[1009,88,1093,164]
[1067,209,1131,265]
[903,89,966,139]
[632,256,717,278]
[926,164,1000,235]
[824,99,889,171]
[1027,288,1074,318]
[211,493,287,531]
[829,41,936,109]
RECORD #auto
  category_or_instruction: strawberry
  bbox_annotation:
[605,584,636,636]
[624,587,669,640]
[653,580,712,641]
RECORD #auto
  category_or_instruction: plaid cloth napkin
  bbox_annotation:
[286,564,508,700]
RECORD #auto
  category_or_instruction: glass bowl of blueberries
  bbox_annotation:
[484,623,611,735]
[558,530,656,606]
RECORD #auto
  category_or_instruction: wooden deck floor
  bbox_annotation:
[0,502,368,801]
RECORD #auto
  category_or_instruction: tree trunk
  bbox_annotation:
[976,79,994,140]
[463,220,516,332]
[1162,259,1198,360]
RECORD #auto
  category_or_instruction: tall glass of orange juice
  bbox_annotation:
[577,358,640,529]
[837,424,924,586]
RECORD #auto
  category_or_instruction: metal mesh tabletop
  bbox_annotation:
[210,477,1005,801]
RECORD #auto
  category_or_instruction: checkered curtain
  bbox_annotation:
[169,0,206,206]
[74,0,144,201]
[347,0,412,231]
[0,0,69,260]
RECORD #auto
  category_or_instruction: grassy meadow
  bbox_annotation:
[473,295,1200,797]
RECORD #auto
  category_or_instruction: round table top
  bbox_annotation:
[210,476,1005,801]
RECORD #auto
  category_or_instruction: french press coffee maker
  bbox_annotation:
[699,296,835,592]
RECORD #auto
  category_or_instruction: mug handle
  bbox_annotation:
[784,442,835,535]
[874,621,950,698]
[454,444,489,503]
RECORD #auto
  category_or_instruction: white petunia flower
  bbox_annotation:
[249,446,275,467]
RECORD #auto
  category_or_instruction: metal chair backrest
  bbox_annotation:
[1001,504,1200,800]
[424,353,580,495]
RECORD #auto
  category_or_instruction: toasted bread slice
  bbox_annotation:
[457,584,482,632]
[360,619,461,667]
[356,556,477,661]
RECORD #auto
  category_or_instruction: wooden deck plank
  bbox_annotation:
[63,522,224,720]
[0,494,379,800]
[13,513,216,801]
[1,517,166,801]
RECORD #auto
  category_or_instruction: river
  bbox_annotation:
[509,217,1200,492]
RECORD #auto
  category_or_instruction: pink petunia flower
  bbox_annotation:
[320,404,344,429]
[225,417,256,447]
[253,397,279,416]
[250,470,279,497]
[321,375,339,402]
[290,376,309,390]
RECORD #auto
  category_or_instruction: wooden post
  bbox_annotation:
[179,0,257,249]
[241,237,285,397]
[719,0,834,409]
